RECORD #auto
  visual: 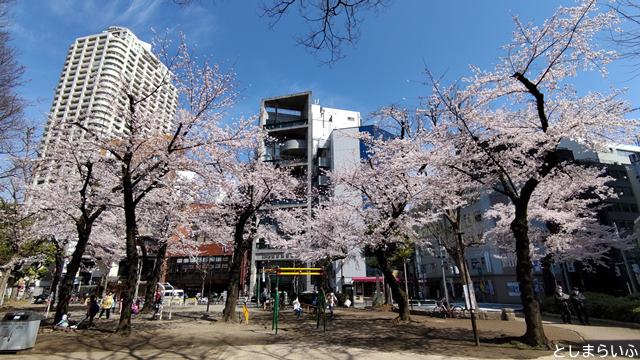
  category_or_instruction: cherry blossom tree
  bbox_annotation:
[483,164,626,267]
[296,135,427,321]
[0,133,38,304]
[269,195,364,264]
[28,136,120,324]
[424,0,636,346]
[65,35,239,334]
[191,129,301,322]
[135,183,196,313]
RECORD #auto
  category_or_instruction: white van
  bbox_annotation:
[158,283,184,304]
[163,289,184,301]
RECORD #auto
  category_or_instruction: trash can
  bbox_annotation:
[0,312,43,351]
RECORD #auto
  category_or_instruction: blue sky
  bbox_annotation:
[7,0,640,131]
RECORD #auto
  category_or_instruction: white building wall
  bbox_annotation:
[310,104,361,152]
[329,127,368,292]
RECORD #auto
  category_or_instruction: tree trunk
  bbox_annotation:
[0,268,11,306]
[222,232,249,322]
[142,242,167,314]
[222,212,251,322]
[116,169,138,335]
[54,227,92,324]
[49,247,64,307]
[374,248,410,321]
[511,207,548,347]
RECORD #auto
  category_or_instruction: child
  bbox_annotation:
[55,314,75,331]
[293,297,302,319]
[132,299,140,316]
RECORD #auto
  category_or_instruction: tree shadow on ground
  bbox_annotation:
[21,308,583,359]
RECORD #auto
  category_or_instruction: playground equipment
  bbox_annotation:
[261,267,326,334]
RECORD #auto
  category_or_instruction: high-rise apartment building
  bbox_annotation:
[38,26,178,170]
[32,27,179,294]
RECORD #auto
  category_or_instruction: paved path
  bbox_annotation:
[544,320,640,347]
[5,345,562,360]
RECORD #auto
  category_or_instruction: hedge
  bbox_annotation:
[541,292,640,323]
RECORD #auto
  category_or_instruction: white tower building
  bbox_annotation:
[38,27,178,172]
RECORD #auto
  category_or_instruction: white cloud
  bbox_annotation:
[113,0,161,29]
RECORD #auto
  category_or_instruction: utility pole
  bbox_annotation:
[133,247,143,300]
[437,238,449,306]
[403,258,410,309]
[457,232,480,346]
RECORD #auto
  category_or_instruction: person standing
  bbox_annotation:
[98,292,114,319]
[111,294,118,314]
[153,289,163,319]
[554,285,572,324]
[261,288,270,310]
[570,287,589,325]
[86,295,100,327]
[326,292,338,319]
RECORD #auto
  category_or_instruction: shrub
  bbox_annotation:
[541,292,640,323]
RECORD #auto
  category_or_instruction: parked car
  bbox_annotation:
[163,289,184,302]
[419,299,438,311]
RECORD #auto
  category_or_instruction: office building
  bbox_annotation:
[250,91,366,298]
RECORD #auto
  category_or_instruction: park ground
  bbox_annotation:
[1,303,639,359]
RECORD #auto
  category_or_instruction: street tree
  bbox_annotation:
[306,135,428,321]
[424,0,636,346]
[191,129,301,322]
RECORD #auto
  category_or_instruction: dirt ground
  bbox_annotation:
[0,305,588,360]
